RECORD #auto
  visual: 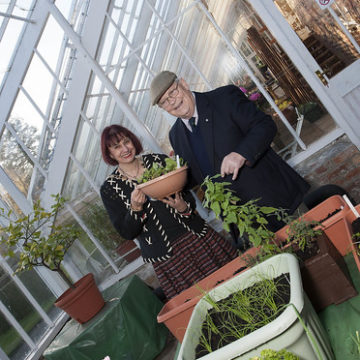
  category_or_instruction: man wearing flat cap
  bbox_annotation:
[150,70,310,237]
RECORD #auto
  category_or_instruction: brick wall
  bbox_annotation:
[295,135,360,204]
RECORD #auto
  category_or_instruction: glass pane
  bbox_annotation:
[0,18,23,88]
[55,203,117,284]
[0,266,47,343]
[0,127,34,196]
[0,186,23,217]
[21,54,55,116]
[274,0,360,78]
[9,91,43,149]
[205,0,338,159]
[0,312,31,360]
[7,256,61,322]
[75,195,131,268]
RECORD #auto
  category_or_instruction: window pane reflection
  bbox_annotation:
[0,312,30,360]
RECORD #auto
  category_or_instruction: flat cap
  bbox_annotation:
[150,71,177,105]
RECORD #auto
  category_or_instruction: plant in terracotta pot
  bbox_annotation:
[0,194,105,323]
[278,215,357,311]
[137,156,188,199]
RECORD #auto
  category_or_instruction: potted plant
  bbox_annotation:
[285,194,351,257]
[137,156,188,199]
[177,253,334,360]
[276,215,357,311]
[0,194,105,324]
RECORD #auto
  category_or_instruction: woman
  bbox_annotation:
[100,124,237,299]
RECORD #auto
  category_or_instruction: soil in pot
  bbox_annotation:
[195,273,290,359]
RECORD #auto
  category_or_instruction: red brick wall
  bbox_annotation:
[294,135,360,204]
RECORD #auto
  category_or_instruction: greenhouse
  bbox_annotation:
[0,0,359,359]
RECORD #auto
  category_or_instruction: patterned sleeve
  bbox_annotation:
[100,182,146,240]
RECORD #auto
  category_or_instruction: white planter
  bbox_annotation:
[177,253,334,360]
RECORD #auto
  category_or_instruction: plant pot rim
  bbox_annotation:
[137,165,187,188]
[55,273,95,306]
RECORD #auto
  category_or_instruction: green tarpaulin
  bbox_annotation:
[44,275,168,360]
[319,254,360,360]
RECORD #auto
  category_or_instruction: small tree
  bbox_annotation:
[0,194,81,288]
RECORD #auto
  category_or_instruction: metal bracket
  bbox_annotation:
[315,70,329,86]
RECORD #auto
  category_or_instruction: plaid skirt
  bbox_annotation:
[153,227,237,300]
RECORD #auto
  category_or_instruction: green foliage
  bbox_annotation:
[0,194,80,287]
[285,215,323,251]
[137,157,185,183]
[199,275,290,354]
[201,175,282,255]
[352,232,360,256]
[249,348,299,360]
[351,330,360,356]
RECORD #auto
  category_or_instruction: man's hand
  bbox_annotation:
[220,152,247,180]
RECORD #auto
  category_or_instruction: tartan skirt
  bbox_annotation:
[153,227,237,300]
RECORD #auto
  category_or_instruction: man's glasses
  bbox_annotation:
[159,80,179,107]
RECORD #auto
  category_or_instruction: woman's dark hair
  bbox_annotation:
[101,125,143,165]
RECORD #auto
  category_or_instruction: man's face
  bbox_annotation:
[158,78,195,119]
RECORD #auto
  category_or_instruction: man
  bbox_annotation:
[150,70,310,236]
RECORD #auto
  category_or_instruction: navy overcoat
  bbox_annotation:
[169,85,309,229]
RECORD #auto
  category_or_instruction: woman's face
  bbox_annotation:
[108,136,136,165]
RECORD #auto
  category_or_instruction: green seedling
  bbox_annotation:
[137,157,185,183]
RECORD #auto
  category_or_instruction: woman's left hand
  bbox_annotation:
[162,192,187,212]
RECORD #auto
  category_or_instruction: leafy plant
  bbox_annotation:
[249,348,299,360]
[137,157,185,183]
[0,194,80,288]
[352,232,360,256]
[196,274,290,356]
[201,175,282,256]
[284,215,323,251]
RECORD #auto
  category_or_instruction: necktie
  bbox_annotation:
[189,117,196,132]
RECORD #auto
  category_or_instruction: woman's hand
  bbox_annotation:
[130,187,146,211]
[162,192,187,212]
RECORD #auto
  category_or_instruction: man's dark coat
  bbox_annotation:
[169,85,309,229]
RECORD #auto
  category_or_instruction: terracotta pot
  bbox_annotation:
[344,203,360,273]
[157,247,260,342]
[276,195,351,256]
[116,240,141,263]
[286,233,357,311]
[137,166,188,199]
[54,273,105,324]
